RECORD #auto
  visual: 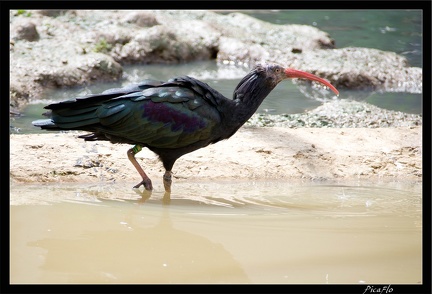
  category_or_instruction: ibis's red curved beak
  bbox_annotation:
[285,68,339,96]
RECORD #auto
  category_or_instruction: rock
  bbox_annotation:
[245,100,422,128]
[197,12,336,51]
[217,37,270,65]
[122,11,160,27]
[11,19,39,41]
[34,10,69,17]
[288,48,422,93]
[113,20,219,64]
[33,53,123,88]
[81,29,132,51]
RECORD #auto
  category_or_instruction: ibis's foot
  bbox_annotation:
[163,171,172,193]
[133,178,153,190]
[127,145,153,190]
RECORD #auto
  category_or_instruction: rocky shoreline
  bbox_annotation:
[10,10,422,110]
[245,100,422,128]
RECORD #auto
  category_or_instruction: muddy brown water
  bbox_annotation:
[10,180,422,284]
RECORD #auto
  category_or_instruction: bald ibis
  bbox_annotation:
[33,63,339,193]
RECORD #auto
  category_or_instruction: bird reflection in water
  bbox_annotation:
[132,188,171,205]
[24,198,249,283]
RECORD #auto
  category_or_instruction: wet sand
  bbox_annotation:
[10,126,422,189]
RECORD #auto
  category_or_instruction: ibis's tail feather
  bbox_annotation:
[32,80,163,131]
[32,119,59,130]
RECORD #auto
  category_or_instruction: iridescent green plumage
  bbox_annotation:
[33,64,339,193]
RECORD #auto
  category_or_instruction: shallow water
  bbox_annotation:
[10,180,422,284]
[245,10,422,68]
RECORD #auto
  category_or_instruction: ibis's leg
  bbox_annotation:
[163,170,172,193]
[127,145,153,190]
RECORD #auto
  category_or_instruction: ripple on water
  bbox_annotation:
[10,180,422,218]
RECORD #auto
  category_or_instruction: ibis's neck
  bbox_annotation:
[231,71,276,124]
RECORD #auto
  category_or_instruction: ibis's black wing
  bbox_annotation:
[33,78,223,149]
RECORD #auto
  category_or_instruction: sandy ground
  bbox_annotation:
[10,126,422,189]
